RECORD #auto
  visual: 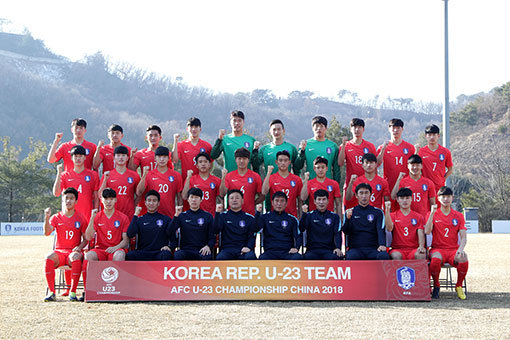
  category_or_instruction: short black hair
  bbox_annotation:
[437,186,454,196]
[271,191,287,201]
[102,188,117,199]
[270,119,284,129]
[71,118,87,128]
[155,146,170,156]
[313,189,329,199]
[230,110,245,120]
[108,124,123,133]
[313,156,328,166]
[355,182,372,194]
[145,189,160,201]
[362,153,377,163]
[187,117,201,127]
[407,154,422,164]
[63,187,79,200]
[146,125,162,134]
[425,124,440,134]
[114,146,129,155]
[234,147,250,159]
[194,152,211,162]
[276,150,291,160]
[350,118,365,128]
[227,189,243,199]
[188,187,203,199]
[312,115,328,127]
[396,187,413,198]
[70,145,86,155]
[389,118,404,128]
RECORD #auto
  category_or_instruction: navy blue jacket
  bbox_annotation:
[168,209,215,251]
[300,209,341,250]
[341,204,385,249]
[214,209,256,250]
[256,210,302,251]
[127,212,172,251]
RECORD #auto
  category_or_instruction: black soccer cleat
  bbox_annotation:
[431,287,440,299]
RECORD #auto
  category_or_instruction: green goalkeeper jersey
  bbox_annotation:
[295,138,340,182]
[211,133,256,172]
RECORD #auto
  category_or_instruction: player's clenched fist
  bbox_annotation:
[218,129,226,140]
[345,208,354,219]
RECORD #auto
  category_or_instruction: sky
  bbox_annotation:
[1,0,509,103]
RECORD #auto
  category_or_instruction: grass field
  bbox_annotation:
[1,234,509,339]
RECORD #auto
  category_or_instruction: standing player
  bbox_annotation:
[43,188,88,302]
[256,192,303,260]
[261,151,303,217]
[425,186,468,300]
[169,188,215,260]
[300,157,341,215]
[93,124,131,173]
[391,155,436,218]
[417,124,453,199]
[376,118,415,210]
[294,116,340,182]
[338,118,377,210]
[81,188,130,301]
[385,188,427,260]
[214,189,257,260]
[132,125,174,172]
[220,148,264,215]
[342,183,389,260]
[299,190,343,260]
[211,110,256,172]
[126,190,173,261]
[136,146,183,218]
[182,152,221,216]
[48,118,97,171]
[345,153,390,210]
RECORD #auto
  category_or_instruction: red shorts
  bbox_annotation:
[89,248,127,261]
[390,248,419,260]
[54,249,83,267]
[430,248,458,266]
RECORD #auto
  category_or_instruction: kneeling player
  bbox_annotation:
[214,189,257,260]
[256,191,303,260]
[300,189,343,260]
[169,188,215,260]
[425,186,468,299]
[43,188,88,302]
[126,190,172,261]
[385,188,426,260]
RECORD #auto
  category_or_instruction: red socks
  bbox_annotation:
[64,270,72,290]
[82,260,88,289]
[456,261,468,287]
[429,257,442,288]
[45,259,56,293]
[70,260,82,293]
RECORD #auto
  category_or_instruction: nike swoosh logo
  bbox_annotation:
[273,183,280,185]
[67,179,74,181]
[110,179,117,182]
[347,149,354,152]
[226,221,232,223]
[185,220,192,222]
[231,179,238,182]
[226,143,232,146]
[395,220,400,222]
[313,220,319,222]
[58,223,64,225]
[423,156,429,158]
[105,153,111,156]
[98,223,105,226]
[387,151,393,154]
[267,152,273,155]
[184,150,190,153]
[354,216,360,219]
[308,148,315,151]
[143,222,149,225]
[142,156,148,159]
[152,178,158,180]
[269,221,275,223]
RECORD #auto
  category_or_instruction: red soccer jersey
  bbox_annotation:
[268,172,303,217]
[99,143,132,172]
[50,211,87,250]
[307,177,341,212]
[145,168,183,218]
[351,175,390,210]
[133,148,174,171]
[178,139,212,181]
[342,140,376,209]
[225,169,262,215]
[376,140,415,192]
[60,168,100,222]
[390,210,425,249]
[418,145,453,192]
[188,174,221,216]
[100,168,140,217]
[93,210,130,250]
[398,176,436,217]
[55,140,97,171]
[427,209,466,249]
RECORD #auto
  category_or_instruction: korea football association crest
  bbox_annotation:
[327,185,333,192]
[75,221,81,229]
[197,218,205,225]
[210,182,216,189]
[325,218,332,225]
[422,184,428,191]
[363,147,369,154]
[376,184,382,191]
[396,266,416,290]
[326,147,332,154]
[452,218,458,226]
[84,175,91,182]
[114,220,120,228]
[290,180,296,187]
[247,177,254,184]
[239,220,246,228]
[156,219,164,227]
[85,148,90,155]
[127,177,134,184]
[281,220,288,228]
[168,176,174,182]
[367,214,375,222]
[200,148,206,153]
[411,218,417,226]
[403,148,409,155]
[244,142,250,148]
[439,154,445,161]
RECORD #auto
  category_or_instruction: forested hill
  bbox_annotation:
[0,31,441,150]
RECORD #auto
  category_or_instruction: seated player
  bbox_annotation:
[214,189,257,260]
[261,150,303,217]
[93,124,132,172]
[385,188,426,260]
[220,147,264,215]
[391,154,436,218]
[43,188,88,302]
[81,188,130,301]
[256,191,303,260]
[301,156,341,215]
[425,186,468,300]
[345,153,390,210]
[126,190,172,261]
[299,189,343,260]
[342,183,389,260]
[182,152,221,216]
[169,188,215,260]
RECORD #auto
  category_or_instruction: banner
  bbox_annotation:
[86,260,430,302]
[0,222,44,236]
